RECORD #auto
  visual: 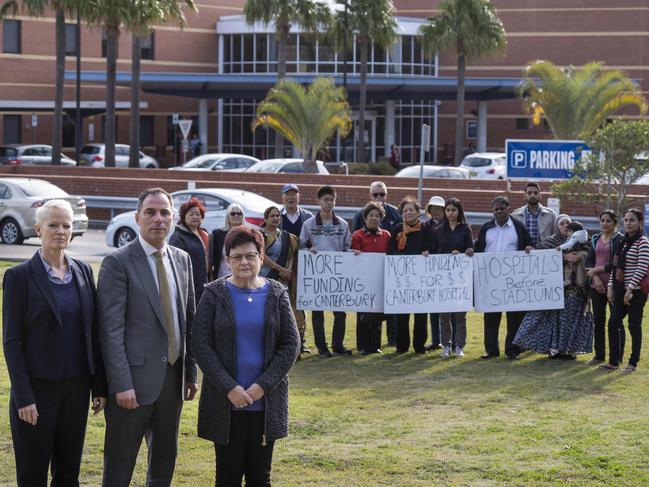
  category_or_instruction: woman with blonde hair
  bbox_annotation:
[209,203,245,279]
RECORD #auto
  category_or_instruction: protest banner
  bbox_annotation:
[384,254,473,313]
[296,251,384,312]
[473,249,564,312]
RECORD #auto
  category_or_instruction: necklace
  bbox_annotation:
[246,288,255,303]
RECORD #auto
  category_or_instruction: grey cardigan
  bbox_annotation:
[192,277,300,445]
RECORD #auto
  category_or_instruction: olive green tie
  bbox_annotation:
[154,251,179,365]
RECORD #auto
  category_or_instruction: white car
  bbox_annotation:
[460,152,507,179]
[105,188,278,248]
[245,158,330,174]
[0,177,88,244]
[395,164,469,179]
[168,153,259,172]
[79,144,159,168]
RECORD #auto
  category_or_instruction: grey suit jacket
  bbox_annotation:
[97,240,197,406]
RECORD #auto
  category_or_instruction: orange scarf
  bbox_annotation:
[396,221,422,251]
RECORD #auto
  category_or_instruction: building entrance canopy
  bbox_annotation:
[66,71,523,103]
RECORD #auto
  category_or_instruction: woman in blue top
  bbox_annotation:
[193,225,300,486]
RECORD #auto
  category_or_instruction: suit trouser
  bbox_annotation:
[214,411,275,487]
[608,287,647,367]
[396,313,428,353]
[590,288,622,361]
[10,375,90,487]
[103,362,183,487]
[312,310,346,351]
[484,311,525,357]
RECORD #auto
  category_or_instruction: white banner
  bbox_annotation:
[296,251,384,312]
[473,249,564,312]
[384,254,473,313]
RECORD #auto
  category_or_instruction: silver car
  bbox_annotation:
[79,143,159,168]
[395,164,470,179]
[245,158,330,174]
[0,177,88,244]
[0,144,76,166]
[169,153,260,172]
[105,188,277,248]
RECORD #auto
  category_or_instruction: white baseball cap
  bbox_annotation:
[427,196,445,208]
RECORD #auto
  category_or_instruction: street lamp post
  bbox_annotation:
[75,10,82,165]
[341,0,348,164]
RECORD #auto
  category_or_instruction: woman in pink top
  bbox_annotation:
[585,210,622,365]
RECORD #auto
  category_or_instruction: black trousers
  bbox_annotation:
[484,311,525,357]
[385,315,397,345]
[396,313,428,353]
[215,411,275,487]
[608,286,647,366]
[357,314,382,353]
[102,362,183,487]
[10,375,91,487]
[429,313,441,347]
[590,288,623,361]
[312,310,346,351]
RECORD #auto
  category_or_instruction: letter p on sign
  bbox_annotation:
[512,150,527,168]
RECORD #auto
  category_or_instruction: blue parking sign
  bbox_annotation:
[644,203,649,236]
[506,139,591,179]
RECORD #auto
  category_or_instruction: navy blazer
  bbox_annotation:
[2,253,107,408]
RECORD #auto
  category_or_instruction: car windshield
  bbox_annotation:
[250,163,278,173]
[184,157,220,169]
[81,146,100,154]
[14,180,68,197]
[228,191,277,211]
[462,157,492,167]
[0,147,18,157]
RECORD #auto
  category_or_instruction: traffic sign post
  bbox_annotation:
[178,119,193,165]
[506,139,591,179]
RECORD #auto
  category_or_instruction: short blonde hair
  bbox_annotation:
[35,199,74,226]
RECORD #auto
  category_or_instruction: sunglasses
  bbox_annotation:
[372,192,386,198]
[229,212,243,216]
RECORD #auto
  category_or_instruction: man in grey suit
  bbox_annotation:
[98,187,198,486]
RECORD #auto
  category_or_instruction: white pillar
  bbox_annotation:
[217,98,224,152]
[477,100,487,153]
[199,98,208,155]
[384,100,396,157]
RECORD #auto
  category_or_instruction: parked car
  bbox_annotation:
[395,164,470,179]
[0,177,88,244]
[245,158,330,174]
[0,144,76,166]
[460,152,507,179]
[79,143,159,168]
[168,153,260,172]
[105,188,277,248]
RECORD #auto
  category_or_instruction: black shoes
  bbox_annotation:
[333,348,353,356]
[318,348,333,358]
[481,353,499,359]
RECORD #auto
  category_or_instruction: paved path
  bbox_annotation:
[0,229,113,264]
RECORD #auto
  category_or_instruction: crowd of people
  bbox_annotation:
[2,180,648,486]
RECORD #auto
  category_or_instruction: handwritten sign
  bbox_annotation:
[473,249,564,312]
[384,254,473,313]
[296,251,384,312]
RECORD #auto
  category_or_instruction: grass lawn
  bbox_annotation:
[1,259,649,485]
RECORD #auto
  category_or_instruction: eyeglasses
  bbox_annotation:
[372,192,386,198]
[229,212,243,216]
[228,252,259,263]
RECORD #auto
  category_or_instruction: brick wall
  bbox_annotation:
[1,166,647,221]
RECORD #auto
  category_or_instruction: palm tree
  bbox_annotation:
[252,77,351,172]
[419,0,506,165]
[518,60,647,139]
[127,1,196,168]
[1,0,85,166]
[244,0,331,157]
[330,0,396,163]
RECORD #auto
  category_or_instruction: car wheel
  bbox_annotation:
[146,164,156,169]
[0,218,24,245]
[114,227,136,248]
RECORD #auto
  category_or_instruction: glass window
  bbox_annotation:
[2,19,20,53]
[140,115,154,146]
[63,116,75,147]
[281,162,304,173]
[286,34,297,72]
[141,32,154,60]
[223,35,231,63]
[299,35,316,73]
[193,194,227,211]
[402,36,412,74]
[255,34,267,73]
[243,34,254,72]
[231,34,241,72]
[3,114,21,144]
[0,183,9,199]
[65,23,78,56]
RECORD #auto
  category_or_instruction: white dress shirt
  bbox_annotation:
[138,235,182,358]
[485,217,519,252]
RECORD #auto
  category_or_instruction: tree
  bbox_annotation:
[252,77,351,172]
[419,0,506,165]
[330,0,396,163]
[244,0,331,157]
[519,61,647,140]
[126,0,196,168]
[1,0,85,166]
[552,119,649,215]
